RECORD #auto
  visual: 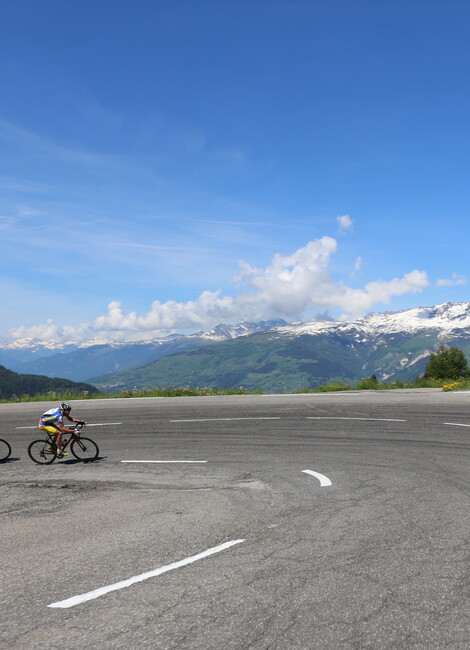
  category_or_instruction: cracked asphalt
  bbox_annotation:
[0,390,469,649]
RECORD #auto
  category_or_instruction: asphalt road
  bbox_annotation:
[0,390,469,649]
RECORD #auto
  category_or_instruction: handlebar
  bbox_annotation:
[70,422,86,431]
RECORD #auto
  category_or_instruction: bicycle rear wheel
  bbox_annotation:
[28,439,57,465]
[0,439,11,462]
[71,437,99,461]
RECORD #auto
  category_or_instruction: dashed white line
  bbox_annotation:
[302,470,332,486]
[443,422,470,427]
[170,417,281,423]
[15,422,122,429]
[121,460,207,463]
[48,539,245,608]
[259,392,363,397]
[306,417,406,422]
[82,423,123,427]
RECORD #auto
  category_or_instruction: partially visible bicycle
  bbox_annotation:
[0,439,12,462]
[28,422,99,465]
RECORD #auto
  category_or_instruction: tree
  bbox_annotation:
[424,346,470,380]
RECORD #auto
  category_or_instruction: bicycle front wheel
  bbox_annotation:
[71,437,99,461]
[28,439,57,465]
[0,439,11,462]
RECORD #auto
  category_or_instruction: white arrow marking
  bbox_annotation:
[302,470,332,486]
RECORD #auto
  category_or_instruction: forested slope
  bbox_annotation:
[0,365,98,400]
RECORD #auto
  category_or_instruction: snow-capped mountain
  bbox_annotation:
[0,320,286,381]
[262,302,470,382]
[1,320,284,352]
[276,302,470,338]
[90,302,470,392]
[3,303,470,391]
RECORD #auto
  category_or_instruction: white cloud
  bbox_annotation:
[337,214,353,232]
[436,273,467,287]
[10,319,60,341]
[7,237,430,344]
[354,256,363,271]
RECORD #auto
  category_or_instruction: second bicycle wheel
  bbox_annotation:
[0,438,11,462]
[28,439,57,465]
[71,437,99,461]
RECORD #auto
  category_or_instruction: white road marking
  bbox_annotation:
[302,470,332,486]
[15,422,122,429]
[82,423,123,427]
[170,417,281,422]
[48,539,245,609]
[443,422,470,427]
[306,417,406,422]
[121,460,207,463]
[259,392,364,397]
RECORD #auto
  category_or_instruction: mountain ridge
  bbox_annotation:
[89,302,470,392]
[4,302,470,392]
[0,320,287,381]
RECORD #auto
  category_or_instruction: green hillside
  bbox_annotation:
[92,331,368,392]
[0,365,98,400]
[92,327,470,393]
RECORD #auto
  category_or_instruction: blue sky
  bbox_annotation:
[1,0,469,343]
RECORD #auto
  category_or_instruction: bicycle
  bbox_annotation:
[28,423,99,465]
[0,438,12,462]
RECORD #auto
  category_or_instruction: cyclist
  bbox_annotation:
[38,402,85,458]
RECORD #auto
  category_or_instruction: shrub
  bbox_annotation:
[355,375,380,390]
[309,382,351,393]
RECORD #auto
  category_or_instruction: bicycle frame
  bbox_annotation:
[45,422,85,450]
[60,422,85,450]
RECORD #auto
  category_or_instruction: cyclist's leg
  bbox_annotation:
[39,424,60,448]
